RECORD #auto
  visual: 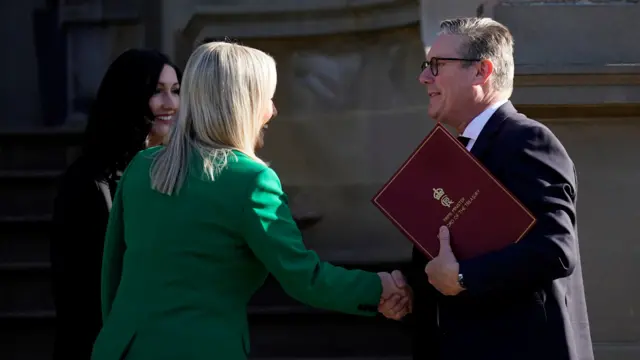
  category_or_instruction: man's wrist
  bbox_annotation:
[457,272,466,291]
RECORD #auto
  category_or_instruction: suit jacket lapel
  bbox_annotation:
[470,101,516,159]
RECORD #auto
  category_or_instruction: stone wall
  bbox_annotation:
[0,0,47,128]
[165,0,427,262]
[242,26,428,263]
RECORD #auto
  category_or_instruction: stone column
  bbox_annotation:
[59,0,145,127]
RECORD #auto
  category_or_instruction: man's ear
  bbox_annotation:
[473,59,494,86]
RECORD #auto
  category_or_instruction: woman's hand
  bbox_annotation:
[377,270,412,320]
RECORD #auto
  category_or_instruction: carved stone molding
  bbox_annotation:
[493,3,640,66]
[515,73,640,87]
[58,0,140,24]
[515,103,640,119]
[181,0,419,47]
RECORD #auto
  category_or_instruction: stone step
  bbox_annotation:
[0,310,410,358]
[0,262,53,315]
[0,216,51,264]
[248,311,410,358]
[0,171,62,217]
[0,128,81,171]
[0,315,57,360]
[0,311,410,359]
[0,312,410,360]
[0,261,411,359]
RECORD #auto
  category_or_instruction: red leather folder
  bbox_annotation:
[372,123,536,261]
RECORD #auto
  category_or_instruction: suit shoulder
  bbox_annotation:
[504,111,550,137]
[501,111,576,186]
[503,112,570,157]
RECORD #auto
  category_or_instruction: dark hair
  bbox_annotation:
[81,48,182,180]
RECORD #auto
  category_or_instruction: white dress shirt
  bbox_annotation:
[461,99,508,150]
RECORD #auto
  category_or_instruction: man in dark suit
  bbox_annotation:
[379,17,594,360]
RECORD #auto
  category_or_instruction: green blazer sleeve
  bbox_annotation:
[242,167,382,316]
[100,178,126,322]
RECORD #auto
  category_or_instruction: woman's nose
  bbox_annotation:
[162,93,178,110]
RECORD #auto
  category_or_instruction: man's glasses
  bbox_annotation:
[421,57,481,76]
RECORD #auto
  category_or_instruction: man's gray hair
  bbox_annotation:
[439,17,515,94]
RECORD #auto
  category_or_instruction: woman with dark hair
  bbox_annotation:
[49,48,182,360]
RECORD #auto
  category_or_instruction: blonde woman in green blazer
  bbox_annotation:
[91,42,411,360]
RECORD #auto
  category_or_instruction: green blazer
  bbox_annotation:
[91,147,382,360]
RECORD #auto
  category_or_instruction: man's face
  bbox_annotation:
[419,34,478,129]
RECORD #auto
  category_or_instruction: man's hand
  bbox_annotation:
[425,226,464,296]
[378,270,412,320]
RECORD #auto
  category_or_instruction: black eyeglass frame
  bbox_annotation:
[421,57,482,76]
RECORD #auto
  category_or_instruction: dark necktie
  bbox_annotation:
[458,136,471,147]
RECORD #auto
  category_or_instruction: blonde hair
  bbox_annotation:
[149,42,277,195]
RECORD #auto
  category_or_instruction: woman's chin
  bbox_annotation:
[152,123,171,136]
[147,127,170,147]
[253,129,267,151]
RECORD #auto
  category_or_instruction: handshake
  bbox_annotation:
[377,270,412,320]
[375,226,464,320]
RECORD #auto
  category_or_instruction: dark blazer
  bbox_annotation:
[406,101,594,360]
[50,155,117,360]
